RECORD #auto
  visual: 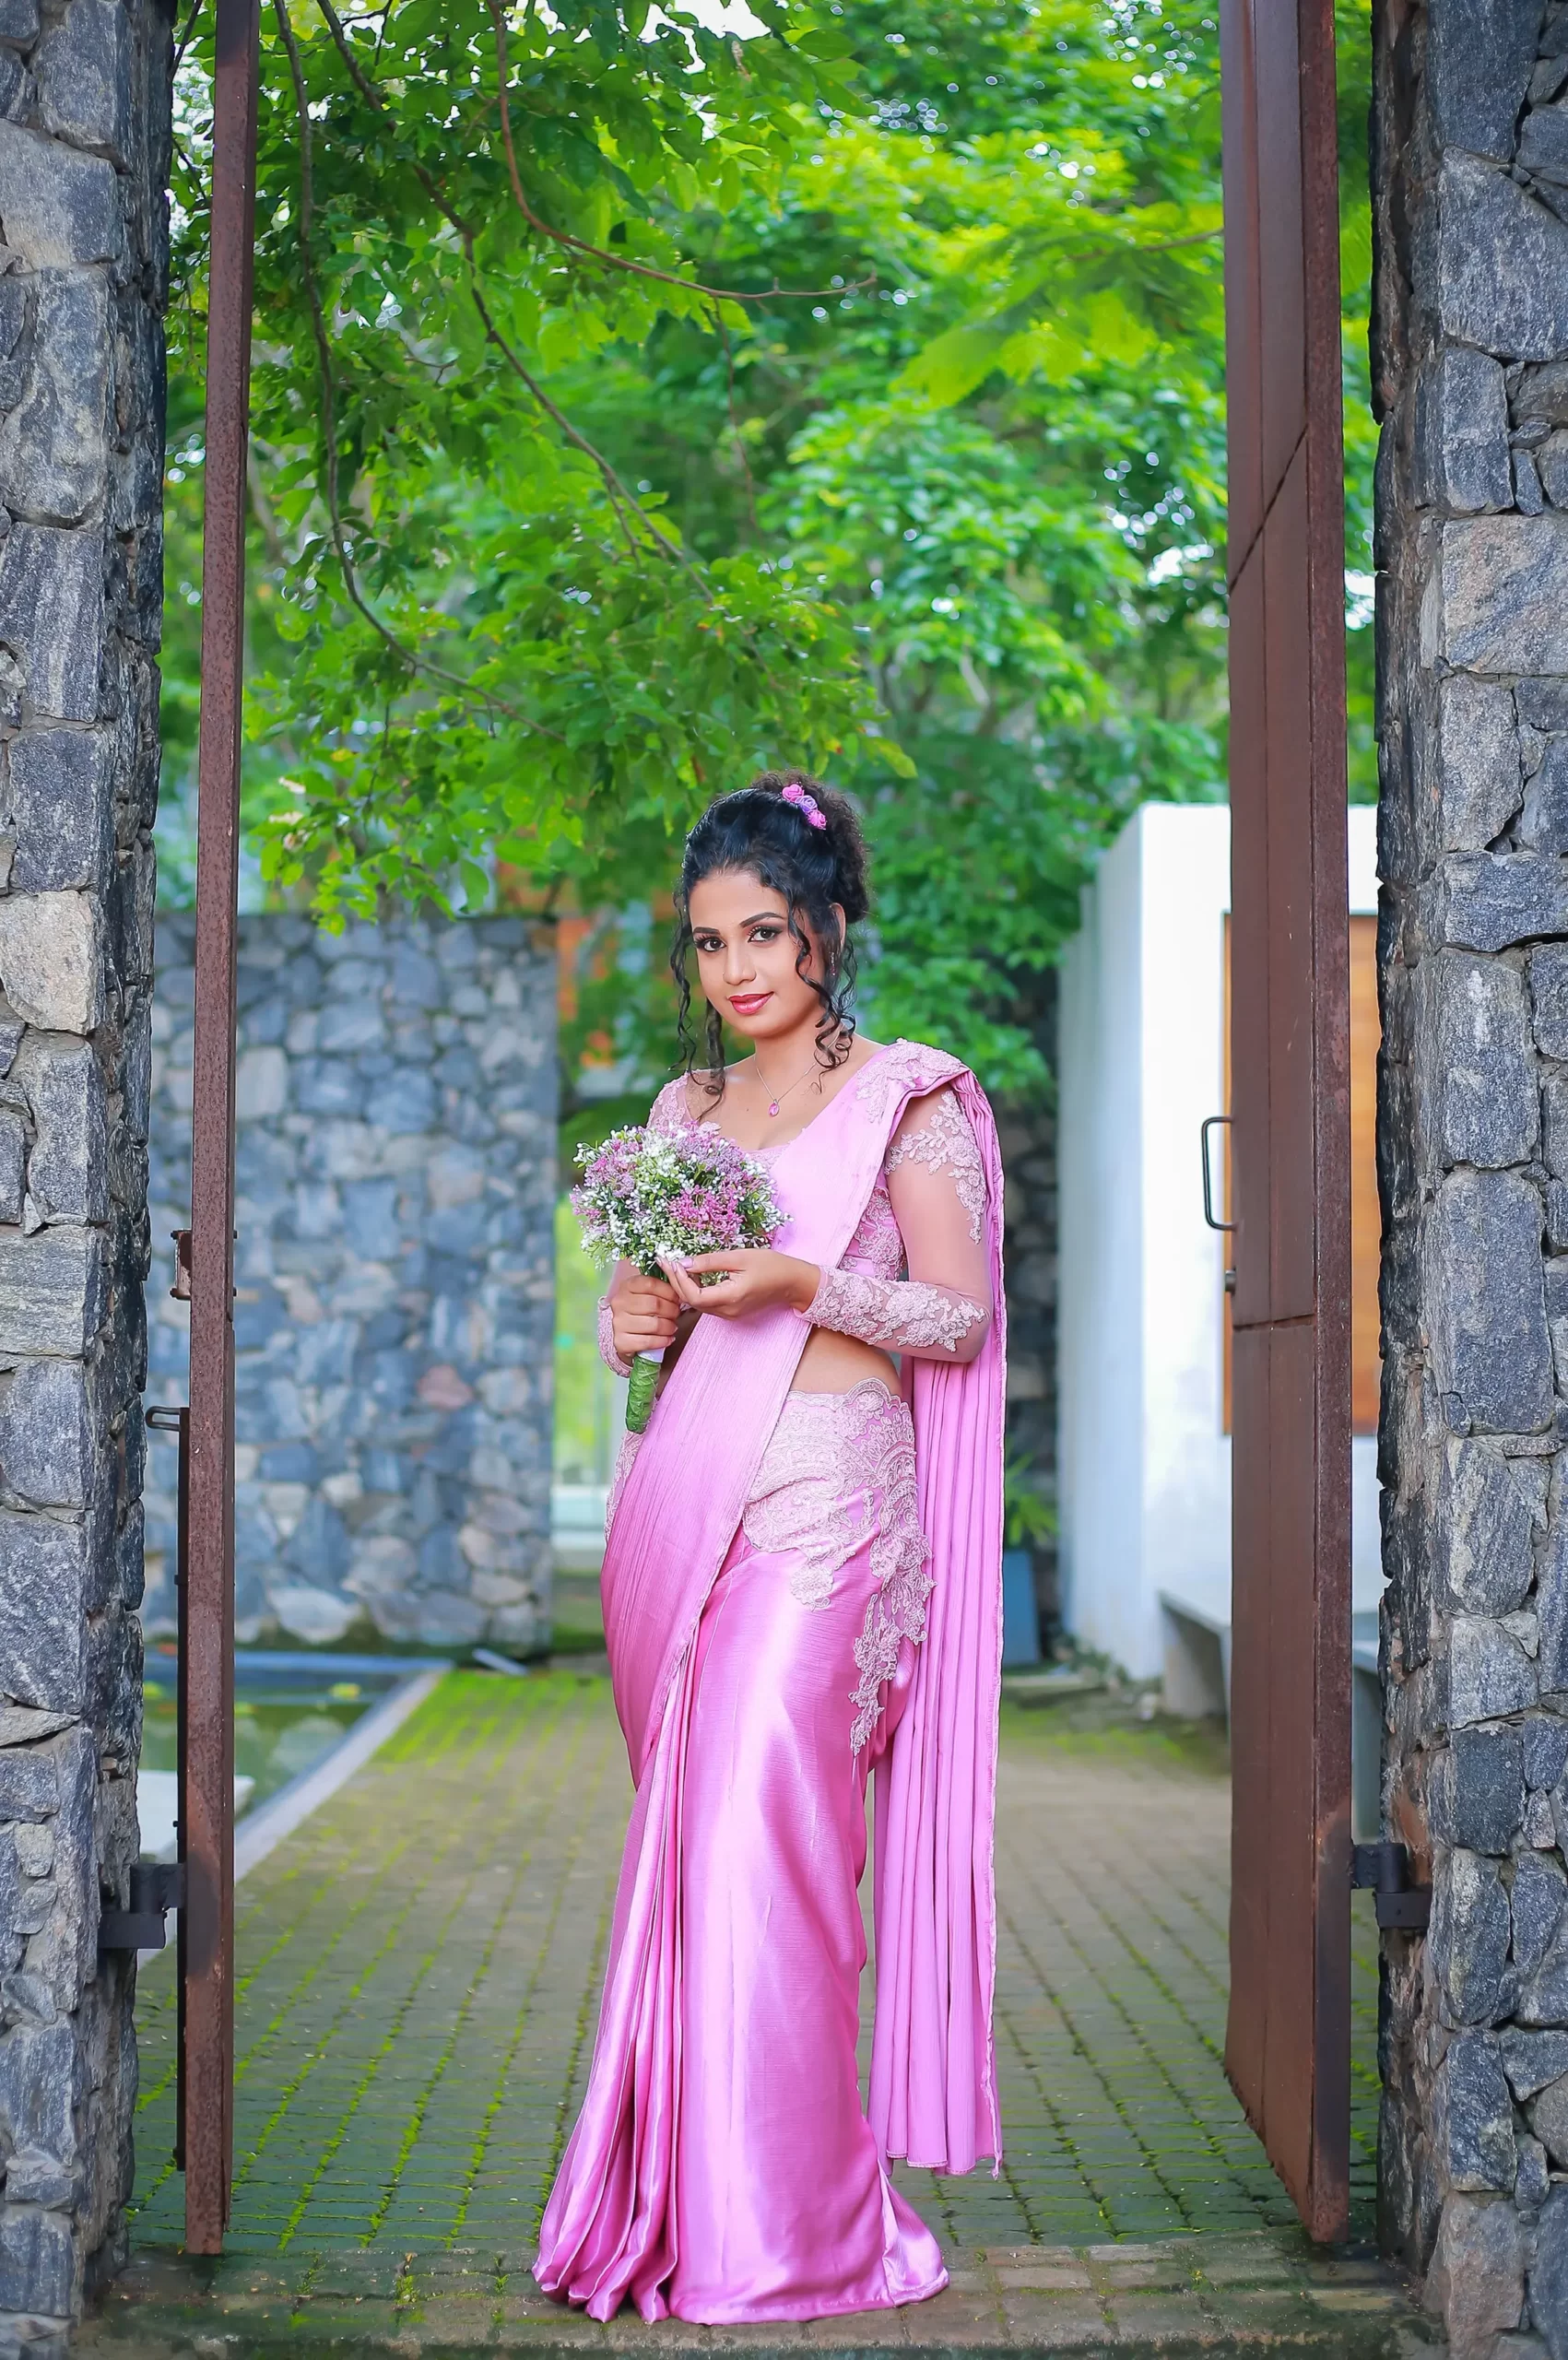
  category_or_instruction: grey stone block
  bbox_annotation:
[1532,2187,1568,2360]
[0,1108,23,1227]
[1524,740,1568,853]
[1434,1442,1540,1614]
[1439,2031,1517,2189]
[1540,429,1568,504]
[1449,1615,1539,1722]
[0,525,102,725]
[1419,347,1514,511]
[1429,0,1542,160]
[18,1039,108,1224]
[0,1750,52,1820]
[0,1514,84,1711]
[1516,2130,1551,2212]
[0,1228,105,1356]
[1420,953,1538,1164]
[1426,1171,1552,1433]
[35,0,131,165]
[1432,854,1568,952]
[1438,156,1568,360]
[1516,361,1568,428]
[1433,677,1523,851]
[1527,1718,1568,1787]
[1427,2191,1527,2358]
[0,273,109,528]
[1434,1850,1513,2026]
[0,2200,73,2316]
[0,0,38,43]
[1520,678,1568,731]
[1533,942,1568,1056]
[1503,2026,1568,2099]
[1521,98,1568,185]
[1529,2071,1568,2165]
[0,122,117,271]
[1440,513,1568,671]
[3,2146,74,2208]
[1451,1724,1525,1850]
[6,728,112,892]
[0,1361,91,1509]
[0,2018,75,2161]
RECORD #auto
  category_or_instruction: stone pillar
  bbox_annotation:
[0,0,168,2340]
[1373,2,1568,2349]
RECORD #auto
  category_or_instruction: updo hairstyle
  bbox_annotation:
[670,770,870,1096]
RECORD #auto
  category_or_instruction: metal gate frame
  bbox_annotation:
[180,0,261,2253]
[1219,0,1353,2244]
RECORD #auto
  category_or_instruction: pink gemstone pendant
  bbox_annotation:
[768,1101,780,1116]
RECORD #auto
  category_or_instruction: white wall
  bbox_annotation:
[1057,804,1382,1683]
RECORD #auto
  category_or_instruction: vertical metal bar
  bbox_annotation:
[185,0,261,2256]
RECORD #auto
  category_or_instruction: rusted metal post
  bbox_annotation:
[185,0,261,2254]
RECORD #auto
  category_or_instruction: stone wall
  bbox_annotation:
[1373,1,1568,2344]
[0,0,169,2335]
[145,913,557,1655]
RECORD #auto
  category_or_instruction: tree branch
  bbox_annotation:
[272,0,563,742]
[487,0,871,309]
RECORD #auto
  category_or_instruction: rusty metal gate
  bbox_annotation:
[169,0,261,2252]
[1219,0,1353,2244]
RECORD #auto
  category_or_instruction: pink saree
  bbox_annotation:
[534,1041,1006,2322]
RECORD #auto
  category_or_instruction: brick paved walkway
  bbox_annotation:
[84,1673,1426,2355]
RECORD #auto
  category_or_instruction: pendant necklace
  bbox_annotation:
[754,1056,818,1119]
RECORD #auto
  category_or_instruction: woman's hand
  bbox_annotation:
[658,1248,819,1322]
[609,1267,682,1361]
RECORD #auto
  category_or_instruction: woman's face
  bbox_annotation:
[687,868,841,1047]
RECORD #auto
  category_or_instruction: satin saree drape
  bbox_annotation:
[536,1039,1006,2316]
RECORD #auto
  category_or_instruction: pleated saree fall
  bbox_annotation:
[534,1040,1006,2323]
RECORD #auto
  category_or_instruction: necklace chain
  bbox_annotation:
[752,1054,819,1118]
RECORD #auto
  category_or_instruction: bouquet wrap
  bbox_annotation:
[572,1121,784,1433]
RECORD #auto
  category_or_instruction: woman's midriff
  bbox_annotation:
[791,1325,896,1396]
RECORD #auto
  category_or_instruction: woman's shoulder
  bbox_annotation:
[855,1037,973,1116]
[647,1075,700,1135]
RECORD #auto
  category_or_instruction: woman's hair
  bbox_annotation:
[670,770,870,1095]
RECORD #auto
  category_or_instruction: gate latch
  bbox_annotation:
[100,1860,184,1953]
[1352,1841,1431,1931]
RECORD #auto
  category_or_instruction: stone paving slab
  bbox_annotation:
[83,1673,1424,2355]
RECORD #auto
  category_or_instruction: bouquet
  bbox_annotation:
[572,1124,784,1433]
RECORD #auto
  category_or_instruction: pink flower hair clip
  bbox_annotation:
[780,780,829,830]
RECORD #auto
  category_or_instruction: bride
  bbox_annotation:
[534,770,1006,2323]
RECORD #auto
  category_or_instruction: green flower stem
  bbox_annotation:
[626,1353,659,1434]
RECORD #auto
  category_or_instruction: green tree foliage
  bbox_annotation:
[161,0,1372,1099]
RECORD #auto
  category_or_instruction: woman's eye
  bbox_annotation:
[750,926,780,944]
[694,936,722,953]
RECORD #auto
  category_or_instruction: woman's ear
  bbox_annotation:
[829,903,845,958]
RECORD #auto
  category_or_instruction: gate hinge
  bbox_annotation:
[100,1860,183,1953]
[1351,1841,1431,1932]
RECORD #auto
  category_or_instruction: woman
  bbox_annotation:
[534,773,1006,2324]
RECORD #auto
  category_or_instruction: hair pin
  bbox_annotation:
[780,780,829,831]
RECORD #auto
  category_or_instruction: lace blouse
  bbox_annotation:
[595,1061,992,1375]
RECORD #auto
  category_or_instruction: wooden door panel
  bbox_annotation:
[1219,0,1264,566]
[1255,3,1307,499]
[1228,545,1270,1336]
[1220,0,1352,2248]
[1263,452,1318,1323]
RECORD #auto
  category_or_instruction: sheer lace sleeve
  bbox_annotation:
[647,1077,697,1137]
[597,1293,633,1379]
[804,1087,993,1363]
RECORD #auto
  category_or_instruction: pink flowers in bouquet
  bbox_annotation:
[572,1121,783,1430]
